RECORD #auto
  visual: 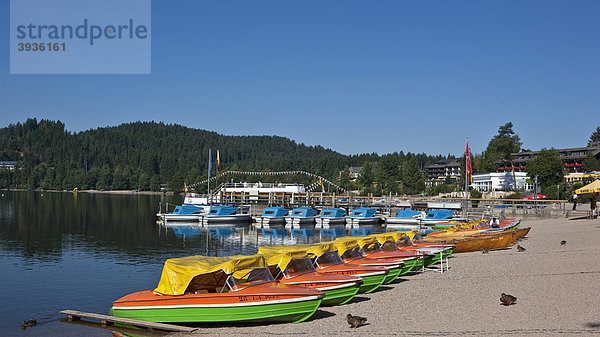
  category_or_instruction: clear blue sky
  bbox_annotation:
[1,0,598,156]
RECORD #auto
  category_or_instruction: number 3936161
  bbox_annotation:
[17,42,66,52]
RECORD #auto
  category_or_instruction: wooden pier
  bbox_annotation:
[59,310,197,333]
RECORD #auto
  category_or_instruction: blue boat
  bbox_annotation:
[316,208,347,228]
[346,207,382,227]
[161,204,210,221]
[285,207,318,228]
[255,207,289,228]
[201,205,252,224]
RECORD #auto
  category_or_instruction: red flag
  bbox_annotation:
[466,140,472,183]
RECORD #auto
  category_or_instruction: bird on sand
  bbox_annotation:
[481,247,489,254]
[500,293,517,306]
[561,240,566,246]
[516,244,526,252]
[346,314,367,329]
[20,320,36,330]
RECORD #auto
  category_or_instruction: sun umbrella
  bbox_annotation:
[574,179,600,195]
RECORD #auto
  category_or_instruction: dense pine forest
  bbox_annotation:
[0,118,452,194]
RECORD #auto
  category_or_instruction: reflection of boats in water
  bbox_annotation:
[320,227,346,239]
[291,228,316,238]
[262,228,288,237]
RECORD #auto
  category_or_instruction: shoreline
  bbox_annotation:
[0,188,175,196]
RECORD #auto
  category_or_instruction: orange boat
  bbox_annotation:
[110,255,324,324]
[258,248,362,306]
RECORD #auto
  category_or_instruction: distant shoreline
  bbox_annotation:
[0,188,175,196]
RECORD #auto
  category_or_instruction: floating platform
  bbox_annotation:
[59,310,197,333]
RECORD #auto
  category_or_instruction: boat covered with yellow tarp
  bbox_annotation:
[260,242,388,293]
[110,254,324,323]
[258,249,362,306]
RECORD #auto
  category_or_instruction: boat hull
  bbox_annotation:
[111,284,323,324]
[316,265,387,294]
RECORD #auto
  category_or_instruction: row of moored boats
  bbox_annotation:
[110,218,528,325]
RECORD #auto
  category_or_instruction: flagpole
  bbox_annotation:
[208,149,212,200]
[465,138,469,216]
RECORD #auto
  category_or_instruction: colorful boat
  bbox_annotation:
[257,248,362,306]
[343,235,425,273]
[330,238,404,284]
[274,243,389,294]
[110,255,324,324]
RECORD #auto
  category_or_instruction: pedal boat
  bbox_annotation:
[110,255,324,324]
[275,243,389,294]
[258,248,362,306]
[330,238,404,284]
[338,234,422,276]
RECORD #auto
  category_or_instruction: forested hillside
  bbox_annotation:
[0,118,450,193]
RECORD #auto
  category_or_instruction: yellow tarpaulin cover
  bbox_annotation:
[257,249,311,272]
[154,254,267,296]
[575,179,600,195]
[370,232,408,245]
[259,242,338,257]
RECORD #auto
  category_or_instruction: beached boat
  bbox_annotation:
[286,207,318,228]
[274,243,389,294]
[110,255,324,324]
[330,238,404,284]
[341,235,425,273]
[346,208,382,227]
[450,231,516,253]
[257,248,362,306]
[255,207,289,228]
[315,208,347,228]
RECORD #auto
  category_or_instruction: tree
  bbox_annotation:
[401,156,424,195]
[589,127,600,146]
[357,162,374,189]
[482,122,522,172]
[581,153,599,172]
[525,149,564,188]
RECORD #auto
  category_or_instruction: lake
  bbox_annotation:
[0,191,375,336]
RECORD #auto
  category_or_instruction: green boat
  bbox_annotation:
[110,255,324,323]
[257,247,362,306]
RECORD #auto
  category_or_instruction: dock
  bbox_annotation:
[59,310,197,333]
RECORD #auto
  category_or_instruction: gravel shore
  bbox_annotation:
[170,217,600,336]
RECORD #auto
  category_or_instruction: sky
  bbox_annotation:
[1,0,599,156]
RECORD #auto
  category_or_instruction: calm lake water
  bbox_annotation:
[0,191,379,336]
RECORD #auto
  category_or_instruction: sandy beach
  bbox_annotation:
[167,217,600,336]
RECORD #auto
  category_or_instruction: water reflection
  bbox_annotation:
[0,191,387,336]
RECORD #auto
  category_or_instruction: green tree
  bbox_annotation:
[357,162,374,189]
[401,156,424,195]
[482,122,522,172]
[525,149,564,188]
[582,153,599,172]
[588,126,600,145]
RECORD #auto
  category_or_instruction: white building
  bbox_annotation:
[472,172,532,192]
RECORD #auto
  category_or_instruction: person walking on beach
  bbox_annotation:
[572,193,578,210]
[591,193,598,219]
